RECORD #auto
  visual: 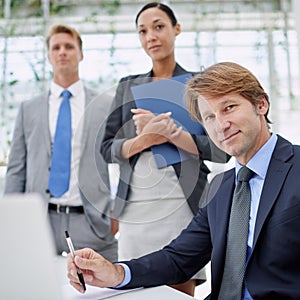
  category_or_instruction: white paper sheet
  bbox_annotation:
[62,284,142,300]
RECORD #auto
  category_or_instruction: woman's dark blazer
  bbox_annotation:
[101,64,230,218]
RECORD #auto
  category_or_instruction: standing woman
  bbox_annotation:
[101,2,230,296]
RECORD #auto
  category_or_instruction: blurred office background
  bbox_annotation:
[1,0,300,168]
[1,1,300,298]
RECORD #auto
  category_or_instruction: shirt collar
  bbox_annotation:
[50,80,83,98]
[235,133,278,179]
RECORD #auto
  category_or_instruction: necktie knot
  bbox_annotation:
[238,166,253,182]
[61,89,72,99]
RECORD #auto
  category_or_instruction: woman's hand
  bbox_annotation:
[140,112,179,144]
[131,108,154,135]
[131,108,178,146]
[121,109,190,159]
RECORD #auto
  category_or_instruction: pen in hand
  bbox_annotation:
[65,230,86,291]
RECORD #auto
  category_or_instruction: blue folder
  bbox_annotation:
[131,73,205,169]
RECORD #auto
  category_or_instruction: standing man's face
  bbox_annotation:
[47,32,83,77]
[197,93,270,165]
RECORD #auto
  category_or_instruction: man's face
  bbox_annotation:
[47,32,83,76]
[197,93,270,165]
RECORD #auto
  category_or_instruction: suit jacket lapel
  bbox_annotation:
[41,91,51,156]
[209,169,235,289]
[217,171,235,245]
[80,87,95,152]
[252,136,293,250]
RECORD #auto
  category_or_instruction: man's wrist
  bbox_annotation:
[113,263,131,288]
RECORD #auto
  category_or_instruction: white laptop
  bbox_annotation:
[0,193,63,300]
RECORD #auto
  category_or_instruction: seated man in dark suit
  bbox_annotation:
[67,62,300,300]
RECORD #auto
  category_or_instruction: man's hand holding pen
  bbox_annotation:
[66,248,125,293]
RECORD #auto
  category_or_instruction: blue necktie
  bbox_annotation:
[48,90,72,198]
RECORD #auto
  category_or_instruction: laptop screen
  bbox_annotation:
[0,193,63,300]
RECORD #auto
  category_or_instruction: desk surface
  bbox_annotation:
[107,286,196,300]
[62,284,196,300]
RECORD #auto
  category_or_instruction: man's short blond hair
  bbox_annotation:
[46,24,82,51]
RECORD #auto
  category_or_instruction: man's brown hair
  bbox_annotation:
[185,62,271,124]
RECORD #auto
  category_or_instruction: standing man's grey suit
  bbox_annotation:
[4,24,117,261]
[4,87,117,260]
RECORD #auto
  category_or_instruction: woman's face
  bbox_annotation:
[136,7,180,63]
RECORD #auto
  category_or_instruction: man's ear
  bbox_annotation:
[257,97,269,115]
[79,51,84,62]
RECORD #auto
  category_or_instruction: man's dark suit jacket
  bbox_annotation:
[122,135,300,299]
[101,64,230,218]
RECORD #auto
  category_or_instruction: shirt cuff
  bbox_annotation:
[113,263,131,288]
